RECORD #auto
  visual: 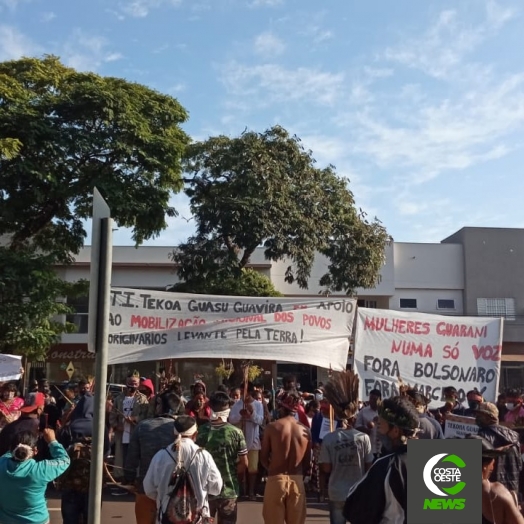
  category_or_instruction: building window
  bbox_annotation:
[66,295,89,334]
[357,299,378,308]
[477,298,516,321]
[437,299,455,310]
[399,298,417,309]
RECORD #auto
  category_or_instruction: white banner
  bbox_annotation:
[354,308,503,406]
[0,354,22,382]
[444,415,479,438]
[107,288,355,369]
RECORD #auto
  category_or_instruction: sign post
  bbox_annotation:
[87,189,112,524]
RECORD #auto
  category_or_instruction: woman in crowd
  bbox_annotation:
[185,392,211,426]
[0,383,24,432]
[0,428,70,524]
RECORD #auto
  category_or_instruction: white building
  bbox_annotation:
[43,227,523,392]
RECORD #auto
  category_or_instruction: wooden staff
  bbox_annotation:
[329,404,334,433]
[52,385,75,406]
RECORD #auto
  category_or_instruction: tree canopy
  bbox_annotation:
[174,126,390,295]
[168,268,282,297]
[0,248,87,359]
[0,55,190,357]
[0,55,190,258]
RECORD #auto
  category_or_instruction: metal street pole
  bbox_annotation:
[87,217,112,524]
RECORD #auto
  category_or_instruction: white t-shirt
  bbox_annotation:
[122,395,135,444]
[355,406,380,454]
[318,428,373,501]
[228,399,265,451]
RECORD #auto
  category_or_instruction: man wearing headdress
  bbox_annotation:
[260,390,311,524]
[319,398,373,523]
[344,396,420,524]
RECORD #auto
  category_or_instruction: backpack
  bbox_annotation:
[57,439,92,493]
[159,446,204,524]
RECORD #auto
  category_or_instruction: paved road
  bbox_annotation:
[47,489,331,523]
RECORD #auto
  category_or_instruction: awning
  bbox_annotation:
[501,354,524,362]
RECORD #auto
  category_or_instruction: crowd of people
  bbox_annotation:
[2,372,524,523]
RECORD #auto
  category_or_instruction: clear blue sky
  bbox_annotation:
[1,0,523,246]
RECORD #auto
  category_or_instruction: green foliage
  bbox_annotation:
[174,126,389,294]
[168,268,282,297]
[0,55,190,258]
[0,248,88,359]
[0,55,190,356]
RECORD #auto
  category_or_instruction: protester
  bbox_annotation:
[25,380,39,405]
[476,402,523,502]
[497,393,509,423]
[185,380,208,408]
[229,382,265,500]
[344,396,419,523]
[186,392,212,426]
[462,435,524,524]
[355,389,382,458]
[155,379,185,417]
[143,415,223,523]
[197,391,248,524]
[433,386,464,425]
[311,399,342,499]
[463,389,484,417]
[305,400,320,428]
[261,390,311,524]
[0,429,70,524]
[319,400,373,523]
[109,374,150,481]
[125,394,179,524]
[279,376,310,427]
[231,388,242,402]
[503,389,524,427]
[58,387,112,524]
[0,383,24,432]
[139,378,156,417]
[405,389,443,439]
[0,392,46,458]
[38,378,61,430]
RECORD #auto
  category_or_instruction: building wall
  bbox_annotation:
[394,242,464,290]
[269,243,396,297]
[442,228,524,348]
[389,289,464,316]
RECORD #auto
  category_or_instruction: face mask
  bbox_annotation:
[468,401,480,411]
[314,393,323,401]
[444,397,455,404]
[127,386,137,393]
[506,403,515,411]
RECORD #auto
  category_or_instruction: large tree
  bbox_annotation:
[0,55,190,357]
[0,248,87,359]
[0,55,190,257]
[174,126,389,295]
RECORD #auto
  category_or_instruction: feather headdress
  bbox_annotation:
[323,370,360,420]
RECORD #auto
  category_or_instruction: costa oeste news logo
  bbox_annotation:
[422,453,466,509]
[408,439,480,524]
